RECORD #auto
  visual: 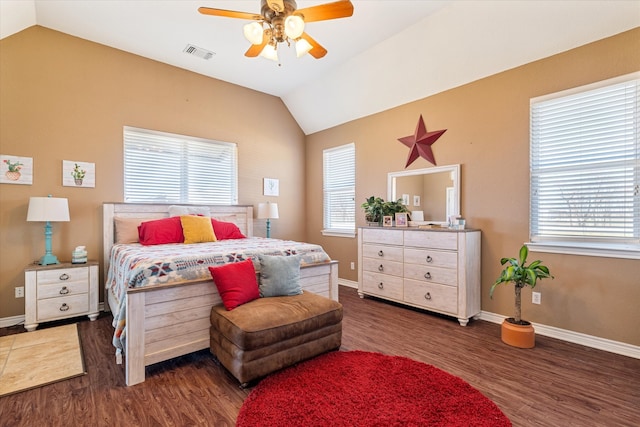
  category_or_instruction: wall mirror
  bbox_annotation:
[388,164,460,225]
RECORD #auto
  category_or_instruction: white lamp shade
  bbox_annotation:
[284,14,305,39]
[258,202,279,219]
[260,43,279,61]
[295,38,313,57]
[27,196,70,222]
[243,22,264,45]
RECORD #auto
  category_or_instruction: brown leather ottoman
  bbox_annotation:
[210,291,342,386]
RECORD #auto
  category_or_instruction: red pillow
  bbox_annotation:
[208,260,259,310]
[138,217,184,245]
[211,218,246,240]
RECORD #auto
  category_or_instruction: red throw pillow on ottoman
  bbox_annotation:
[208,259,259,310]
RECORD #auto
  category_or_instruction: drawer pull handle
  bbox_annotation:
[59,303,70,312]
[424,272,432,280]
[378,264,384,272]
[426,255,433,263]
[425,292,432,300]
[59,286,70,295]
[378,250,384,257]
[378,282,384,289]
[59,273,70,281]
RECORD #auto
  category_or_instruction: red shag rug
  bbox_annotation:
[237,351,511,427]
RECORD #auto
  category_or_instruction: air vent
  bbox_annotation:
[183,44,215,60]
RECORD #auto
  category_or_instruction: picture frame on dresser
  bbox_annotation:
[383,215,393,227]
[395,212,408,227]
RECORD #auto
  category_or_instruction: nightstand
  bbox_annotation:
[24,261,99,332]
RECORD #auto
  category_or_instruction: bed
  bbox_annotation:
[102,203,339,386]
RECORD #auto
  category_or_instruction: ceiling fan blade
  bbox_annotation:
[296,0,354,23]
[198,7,261,21]
[300,32,327,59]
[245,31,270,57]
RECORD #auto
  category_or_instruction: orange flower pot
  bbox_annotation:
[501,318,535,348]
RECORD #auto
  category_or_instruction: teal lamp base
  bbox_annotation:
[39,221,61,265]
[265,219,272,238]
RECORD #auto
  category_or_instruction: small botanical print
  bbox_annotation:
[1,155,33,185]
[63,160,95,188]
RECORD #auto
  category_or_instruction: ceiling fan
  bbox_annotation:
[198,0,354,61]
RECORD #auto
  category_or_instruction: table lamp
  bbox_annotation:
[258,202,279,238]
[27,195,70,265]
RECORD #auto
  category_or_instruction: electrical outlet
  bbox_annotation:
[15,286,24,298]
[532,291,541,305]
[350,262,355,270]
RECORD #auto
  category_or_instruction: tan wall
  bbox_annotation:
[306,28,640,346]
[0,26,306,318]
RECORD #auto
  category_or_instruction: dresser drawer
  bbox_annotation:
[362,271,403,300]
[37,281,88,300]
[37,294,89,321]
[362,244,403,263]
[37,267,88,286]
[362,228,403,245]
[404,231,457,250]
[362,257,404,277]
[404,248,457,269]
[404,279,457,314]
[404,263,457,286]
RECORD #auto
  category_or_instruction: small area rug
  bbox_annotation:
[0,323,86,396]
[237,350,511,427]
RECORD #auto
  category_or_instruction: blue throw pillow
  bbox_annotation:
[258,255,303,297]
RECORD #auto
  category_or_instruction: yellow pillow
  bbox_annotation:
[180,215,217,244]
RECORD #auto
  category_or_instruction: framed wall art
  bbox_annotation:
[263,178,279,196]
[1,154,33,185]
[63,160,95,188]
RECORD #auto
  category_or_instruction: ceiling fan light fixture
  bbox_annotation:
[243,22,264,45]
[284,14,305,39]
[260,43,279,61]
[295,38,312,57]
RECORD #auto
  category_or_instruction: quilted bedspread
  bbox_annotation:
[107,238,331,352]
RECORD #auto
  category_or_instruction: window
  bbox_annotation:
[323,143,355,237]
[123,127,237,204]
[529,73,639,259]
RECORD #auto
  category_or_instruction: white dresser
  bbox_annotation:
[358,227,481,326]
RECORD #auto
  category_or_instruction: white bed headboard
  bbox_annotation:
[102,203,254,281]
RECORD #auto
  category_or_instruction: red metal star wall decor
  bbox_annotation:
[398,114,446,168]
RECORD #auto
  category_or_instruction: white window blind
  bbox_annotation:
[123,127,238,204]
[530,74,639,254]
[323,143,355,235]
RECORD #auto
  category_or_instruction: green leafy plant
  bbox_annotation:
[3,159,22,172]
[490,245,553,325]
[71,163,86,180]
[361,196,408,224]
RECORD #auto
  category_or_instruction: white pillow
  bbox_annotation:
[168,205,210,217]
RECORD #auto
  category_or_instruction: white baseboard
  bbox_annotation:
[339,278,358,289]
[0,302,105,329]
[479,311,640,360]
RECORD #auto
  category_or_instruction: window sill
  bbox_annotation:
[321,229,356,238]
[526,241,640,260]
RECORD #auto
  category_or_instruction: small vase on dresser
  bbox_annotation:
[357,227,481,326]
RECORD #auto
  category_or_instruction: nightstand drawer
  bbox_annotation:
[37,281,88,300]
[37,267,88,286]
[37,294,89,320]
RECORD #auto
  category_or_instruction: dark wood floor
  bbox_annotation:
[1,286,639,426]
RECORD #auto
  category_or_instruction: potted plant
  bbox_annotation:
[361,197,409,225]
[3,159,23,181]
[71,163,86,186]
[490,244,553,348]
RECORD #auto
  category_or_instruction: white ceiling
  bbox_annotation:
[1,1,639,134]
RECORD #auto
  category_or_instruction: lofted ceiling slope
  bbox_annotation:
[1,1,639,134]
